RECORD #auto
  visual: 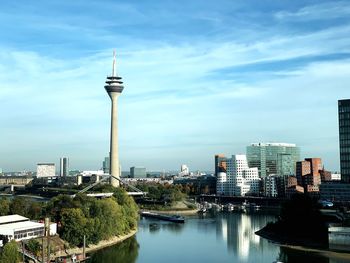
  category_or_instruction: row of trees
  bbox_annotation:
[0,187,139,247]
[135,183,186,204]
[0,196,42,219]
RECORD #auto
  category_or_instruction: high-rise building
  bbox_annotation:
[217,155,260,196]
[104,51,124,187]
[246,143,300,178]
[339,99,350,183]
[130,167,146,178]
[59,157,69,177]
[102,156,110,174]
[37,163,55,178]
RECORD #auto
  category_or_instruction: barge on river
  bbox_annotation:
[140,211,185,223]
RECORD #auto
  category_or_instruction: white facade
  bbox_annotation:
[216,172,227,195]
[217,155,260,196]
[37,163,56,178]
[331,173,341,181]
[0,215,57,243]
[179,164,189,176]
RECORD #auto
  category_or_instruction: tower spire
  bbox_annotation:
[112,50,116,77]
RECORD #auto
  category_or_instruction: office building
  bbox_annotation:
[105,51,124,187]
[217,155,260,196]
[36,163,55,178]
[320,181,350,201]
[246,143,300,178]
[103,156,110,174]
[130,167,147,178]
[59,157,69,177]
[339,99,350,183]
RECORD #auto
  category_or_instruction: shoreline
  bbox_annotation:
[280,244,350,261]
[141,208,199,215]
[53,229,137,259]
[256,229,350,260]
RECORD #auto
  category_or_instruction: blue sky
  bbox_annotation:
[0,0,349,172]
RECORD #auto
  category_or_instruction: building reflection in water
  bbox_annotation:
[216,212,275,261]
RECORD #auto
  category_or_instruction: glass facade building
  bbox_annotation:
[339,99,350,183]
[246,143,300,178]
[130,167,147,178]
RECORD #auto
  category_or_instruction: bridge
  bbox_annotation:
[0,184,26,192]
[77,174,146,197]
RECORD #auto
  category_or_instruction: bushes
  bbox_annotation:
[46,191,139,247]
[0,240,20,263]
[25,239,41,257]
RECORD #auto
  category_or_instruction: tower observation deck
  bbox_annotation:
[104,51,124,187]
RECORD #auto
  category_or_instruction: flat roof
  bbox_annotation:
[0,214,29,225]
[0,221,44,236]
[250,142,297,147]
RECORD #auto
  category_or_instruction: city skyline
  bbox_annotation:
[1,1,349,171]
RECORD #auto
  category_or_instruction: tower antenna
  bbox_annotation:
[112,50,116,77]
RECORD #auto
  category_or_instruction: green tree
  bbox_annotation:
[60,208,87,247]
[0,197,10,216]
[0,240,20,263]
[9,197,27,216]
[45,194,77,222]
[27,202,43,220]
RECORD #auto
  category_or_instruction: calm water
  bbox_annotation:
[89,212,350,263]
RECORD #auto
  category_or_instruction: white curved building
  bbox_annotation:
[217,155,260,196]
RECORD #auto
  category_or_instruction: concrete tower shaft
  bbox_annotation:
[104,52,124,187]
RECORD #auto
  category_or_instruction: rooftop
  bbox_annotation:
[0,214,29,225]
[0,221,44,236]
[250,143,297,147]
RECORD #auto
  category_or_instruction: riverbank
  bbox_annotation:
[256,228,350,261]
[142,208,199,215]
[52,229,137,259]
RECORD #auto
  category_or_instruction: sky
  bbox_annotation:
[0,0,349,172]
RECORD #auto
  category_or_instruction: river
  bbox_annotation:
[89,212,350,263]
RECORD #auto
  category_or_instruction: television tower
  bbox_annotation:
[104,51,124,187]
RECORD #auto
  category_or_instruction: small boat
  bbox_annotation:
[198,207,207,213]
[140,211,185,223]
[224,203,234,212]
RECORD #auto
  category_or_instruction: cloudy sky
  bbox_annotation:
[0,0,349,172]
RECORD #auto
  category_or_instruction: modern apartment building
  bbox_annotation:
[246,143,300,178]
[339,99,350,183]
[296,158,322,193]
[263,174,278,197]
[216,155,260,196]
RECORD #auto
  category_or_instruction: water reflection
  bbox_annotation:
[216,212,275,261]
[89,236,139,263]
[89,213,350,263]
